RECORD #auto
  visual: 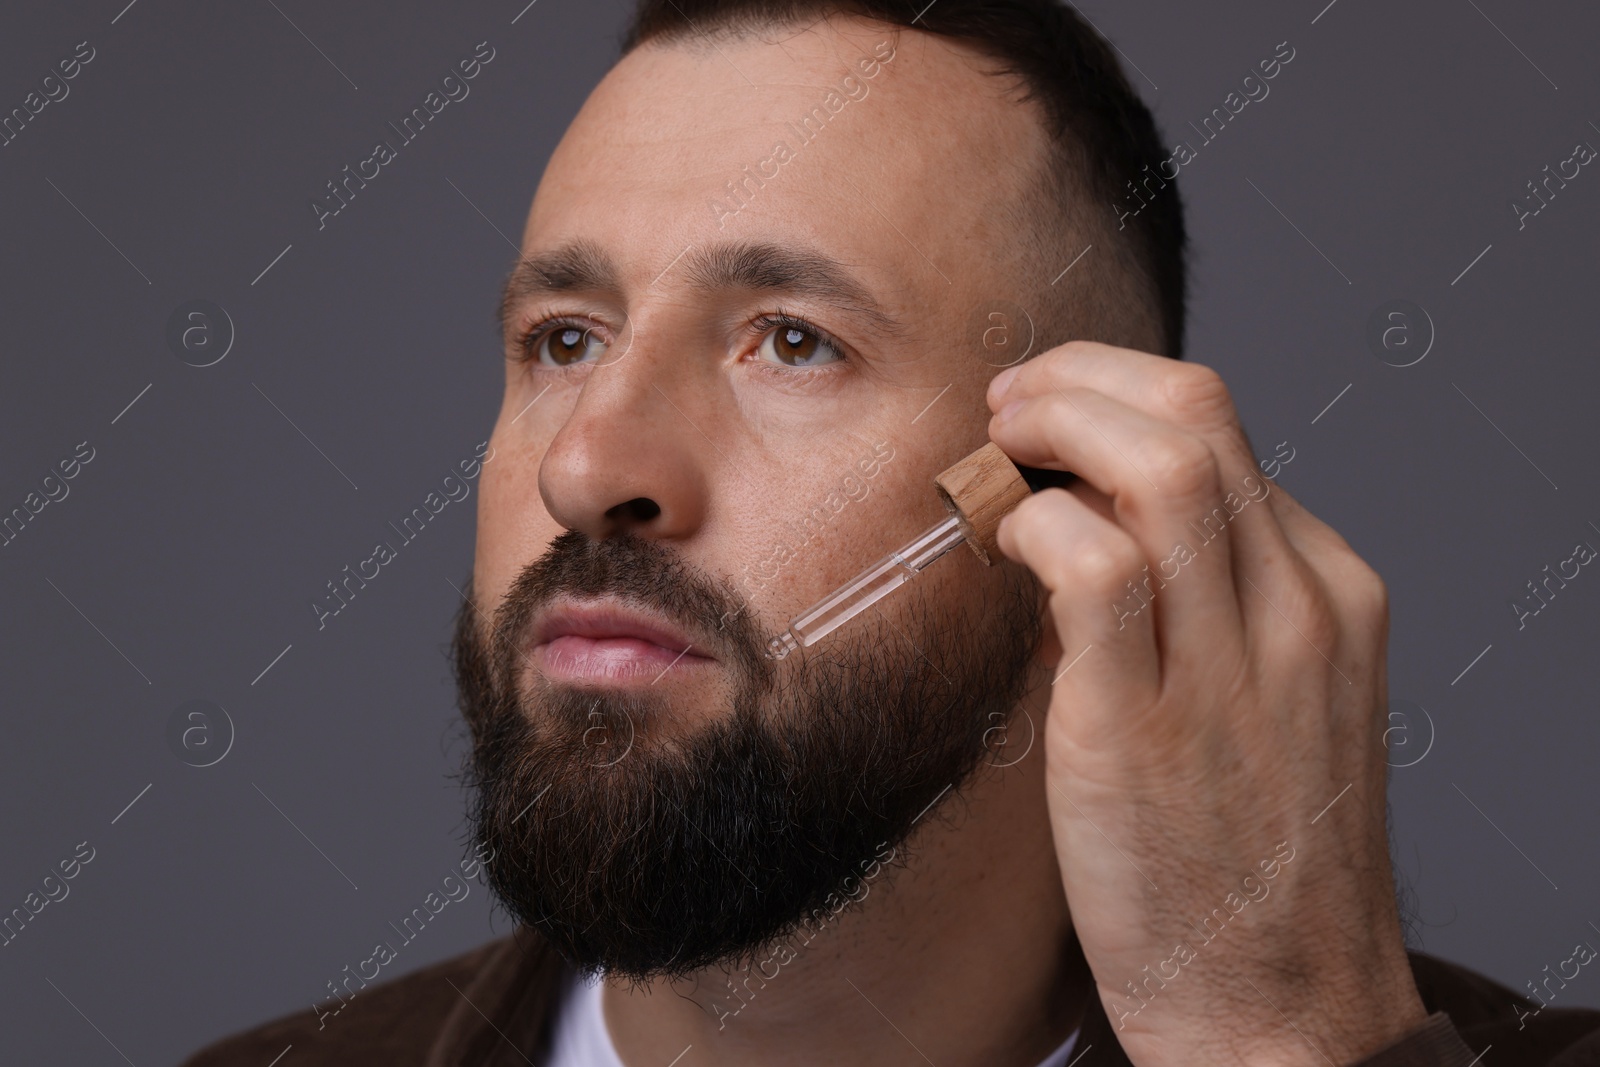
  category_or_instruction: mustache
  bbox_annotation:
[475,530,774,700]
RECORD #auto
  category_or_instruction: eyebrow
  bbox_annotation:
[497,239,908,341]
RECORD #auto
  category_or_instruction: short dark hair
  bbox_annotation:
[620,0,1188,359]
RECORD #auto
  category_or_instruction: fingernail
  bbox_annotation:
[996,398,1025,423]
[991,364,1021,399]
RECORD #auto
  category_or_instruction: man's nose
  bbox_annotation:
[537,351,712,542]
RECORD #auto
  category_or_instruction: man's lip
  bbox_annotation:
[527,598,714,661]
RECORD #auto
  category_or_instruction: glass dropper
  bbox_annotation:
[763,446,1075,662]
[765,513,967,660]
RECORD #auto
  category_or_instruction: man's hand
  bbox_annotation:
[986,342,1428,1066]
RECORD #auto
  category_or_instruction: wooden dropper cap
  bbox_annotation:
[933,442,1032,565]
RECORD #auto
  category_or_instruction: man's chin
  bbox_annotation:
[515,671,747,754]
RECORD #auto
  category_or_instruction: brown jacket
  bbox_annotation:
[180,930,1600,1066]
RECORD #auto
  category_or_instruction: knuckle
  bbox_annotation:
[1069,534,1143,598]
[1158,362,1233,422]
[1277,580,1342,654]
[1305,597,1342,651]
[1338,559,1389,626]
[1136,434,1219,497]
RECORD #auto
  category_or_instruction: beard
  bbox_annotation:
[453,529,1042,984]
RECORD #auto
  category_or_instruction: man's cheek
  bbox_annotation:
[472,467,536,604]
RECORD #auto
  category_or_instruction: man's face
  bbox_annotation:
[458,16,1060,981]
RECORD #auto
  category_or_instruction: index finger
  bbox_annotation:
[988,342,1301,595]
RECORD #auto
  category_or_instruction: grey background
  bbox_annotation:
[1,0,1596,1062]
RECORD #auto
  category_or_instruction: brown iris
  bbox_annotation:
[547,326,594,365]
[771,326,819,365]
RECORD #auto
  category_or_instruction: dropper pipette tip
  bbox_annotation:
[765,631,800,660]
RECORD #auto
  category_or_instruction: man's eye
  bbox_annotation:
[529,323,607,367]
[757,323,843,368]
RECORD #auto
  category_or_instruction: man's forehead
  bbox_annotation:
[518,16,1052,314]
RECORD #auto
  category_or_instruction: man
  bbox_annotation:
[185,1,1600,1064]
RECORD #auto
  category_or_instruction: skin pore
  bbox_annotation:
[473,15,1109,1067]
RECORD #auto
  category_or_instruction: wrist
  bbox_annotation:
[1231,967,1429,1066]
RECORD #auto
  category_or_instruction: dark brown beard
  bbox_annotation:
[454,529,1041,983]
